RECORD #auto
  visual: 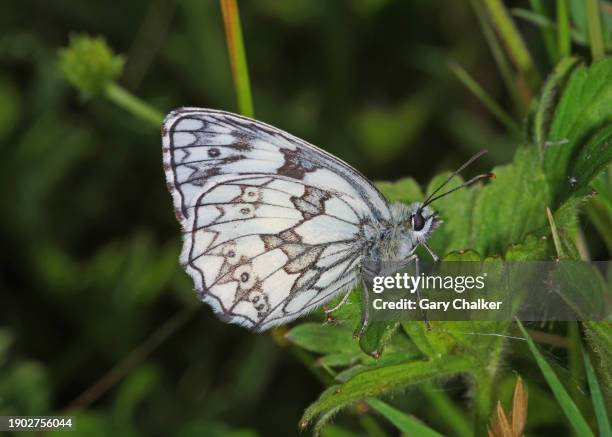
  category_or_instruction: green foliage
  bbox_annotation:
[367,398,443,436]
[58,35,124,99]
[583,344,612,436]
[294,56,612,434]
[543,58,612,206]
[584,321,612,406]
[0,330,50,416]
[517,321,595,436]
[302,354,473,434]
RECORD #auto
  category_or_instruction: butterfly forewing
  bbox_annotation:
[162,108,390,330]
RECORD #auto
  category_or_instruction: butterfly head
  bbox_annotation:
[386,150,492,261]
[408,203,441,238]
[384,202,441,261]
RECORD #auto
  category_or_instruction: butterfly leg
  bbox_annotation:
[422,241,439,262]
[323,287,353,324]
[413,254,431,330]
[354,276,371,338]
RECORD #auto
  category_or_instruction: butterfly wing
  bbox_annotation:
[162,108,390,330]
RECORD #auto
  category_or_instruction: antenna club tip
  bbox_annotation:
[487,172,496,180]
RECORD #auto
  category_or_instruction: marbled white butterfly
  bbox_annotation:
[162,108,488,336]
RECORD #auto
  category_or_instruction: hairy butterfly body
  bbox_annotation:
[162,108,486,334]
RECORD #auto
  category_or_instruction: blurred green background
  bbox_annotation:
[1,1,610,436]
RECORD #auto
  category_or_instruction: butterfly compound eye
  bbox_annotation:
[412,212,425,231]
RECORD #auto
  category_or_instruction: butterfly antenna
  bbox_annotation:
[420,150,490,209]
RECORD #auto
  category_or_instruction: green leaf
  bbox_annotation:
[367,398,444,437]
[473,147,550,256]
[422,383,473,437]
[505,233,551,260]
[529,56,581,157]
[301,355,474,431]
[586,173,612,251]
[0,360,50,415]
[286,323,361,355]
[425,175,481,255]
[334,352,421,383]
[401,322,447,359]
[517,321,595,436]
[583,321,612,407]
[317,353,362,368]
[583,345,612,437]
[567,124,612,197]
[544,58,612,206]
[375,178,423,204]
[359,321,399,358]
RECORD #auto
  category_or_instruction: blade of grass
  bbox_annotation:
[482,0,540,89]
[358,415,389,437]
[105,82,164,127]
[529,0,558,64]
[557,0,571,59]
[546,206,565,258]
[583,344,612,437]
[568,322,589,421]
[511,9,592,47]
[220,0,254,117]
[586,0,606,61]
[470,0,526,114]
[422,383,473,437]
[517,321,595,437]
[448,61,522,137]
[367,398,444,437]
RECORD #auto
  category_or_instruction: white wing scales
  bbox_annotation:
[163,108,390,330]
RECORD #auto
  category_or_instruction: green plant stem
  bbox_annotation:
[482,0,540,88]
[529,0,557,64]
[448,61,522,138]
[471,0,525,114]
[63,305,198,412]
[546,206,564,258]
[586,0,605,61]
[422,383,472,437]
[511,9,594,48]
[105,82,164,127]
[568,322,589,425]
[557,0,571,59]
[220,0,254,118]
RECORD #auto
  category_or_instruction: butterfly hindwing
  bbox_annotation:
[162,108,389,330]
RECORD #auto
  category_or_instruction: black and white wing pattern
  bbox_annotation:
[162,108,391,331]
